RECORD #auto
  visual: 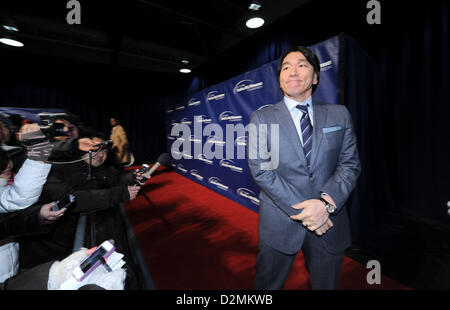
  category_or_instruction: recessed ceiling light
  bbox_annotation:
[249,4,261,11]
[249,0,262,11]
[2,25,19,32]
[179,68,191,73]
[0,37,24,47]
[181,59,189,64]
[246,17,264,29]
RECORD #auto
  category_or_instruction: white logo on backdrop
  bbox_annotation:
[207,91,225,102]
[219,111,242,122]
[182,152,193,159]
[208,177,229,191]
[188,98,201,107]
[233,79,263,94]
[235,135,248,147]
[177,164,188,173]
[190,169,204,181]
[219,159,243,173]
[206,135,226,145]
[180,117,192,125]
[195,115,212,123]
[320,60,333,71]
[197,153,213,165]
[175,105,185,111]
[237,188,260,205]
[189,135,202,143]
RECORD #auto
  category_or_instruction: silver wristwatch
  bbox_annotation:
[319,197,336,214]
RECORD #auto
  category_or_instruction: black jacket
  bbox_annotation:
[19,138,137,268]
[0,204,48,238]
[40,137,136,213]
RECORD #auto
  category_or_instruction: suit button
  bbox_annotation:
[309,173,313,178]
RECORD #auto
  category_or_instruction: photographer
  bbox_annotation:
[50,115,80,142]
[0,114,27,174]
[0,126,126,290]
[19,129,141,270]
[0,124,62,283]
[0,124,53,213]
[0,200,64,283]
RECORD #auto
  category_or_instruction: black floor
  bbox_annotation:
[345,213,450,290]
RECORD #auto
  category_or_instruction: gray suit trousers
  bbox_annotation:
[254,230,344,290]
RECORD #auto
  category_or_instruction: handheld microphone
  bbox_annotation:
[146,153,170,176]
[133,164,150,185]
[94,140,113,147]
[136,164,150,175]
[135,153,170,184]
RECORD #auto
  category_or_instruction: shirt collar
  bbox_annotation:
[284,96,313,112]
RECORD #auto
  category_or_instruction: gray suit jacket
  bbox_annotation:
[247,100,361,255]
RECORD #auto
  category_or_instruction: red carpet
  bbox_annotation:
[124,167,410,290]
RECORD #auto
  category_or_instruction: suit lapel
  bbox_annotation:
[310,101,327,169]
[273,101,306,163]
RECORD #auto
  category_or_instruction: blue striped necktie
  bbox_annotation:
[296,105,313,167]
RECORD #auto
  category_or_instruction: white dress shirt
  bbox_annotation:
[284,96,314,145]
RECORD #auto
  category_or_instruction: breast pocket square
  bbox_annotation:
[323,126,342,133]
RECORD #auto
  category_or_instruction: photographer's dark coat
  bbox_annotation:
[18,138,136,268]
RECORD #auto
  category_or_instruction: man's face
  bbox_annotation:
[68,124,79,139]
[110,118,117,127]
[53,119,70,141]
[279,51,318,101]
[84,137,108,167]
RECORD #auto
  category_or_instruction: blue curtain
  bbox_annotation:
[345,1,449,252]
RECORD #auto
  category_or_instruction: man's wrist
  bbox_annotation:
[320,192,337,205]
[318,197,336,214]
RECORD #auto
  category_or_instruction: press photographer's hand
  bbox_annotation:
[40,202,65,223]
[78,138,100,152]
[127,185,140,200]
[19,123,54,162]
[17,123,42,141]
[134,169,150,185]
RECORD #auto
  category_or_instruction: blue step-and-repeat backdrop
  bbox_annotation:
[0,107,67,124]
[165,36,340,213]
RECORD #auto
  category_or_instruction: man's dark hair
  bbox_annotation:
[276,46,321,94]
[77,126,116,166]
[78,126,106,141]
[7,114,24,129]
[65,114,80,126]
[110,116,120,123]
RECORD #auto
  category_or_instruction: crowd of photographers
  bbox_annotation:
[0,113,143,290]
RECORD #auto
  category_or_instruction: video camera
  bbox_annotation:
[38,112,70,139]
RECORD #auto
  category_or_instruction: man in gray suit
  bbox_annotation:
[247,46,361,290]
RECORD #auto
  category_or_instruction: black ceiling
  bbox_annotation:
[0,0,309,73]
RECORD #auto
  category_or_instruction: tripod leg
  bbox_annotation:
[141,192,157,208]
[140,191,171,226]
